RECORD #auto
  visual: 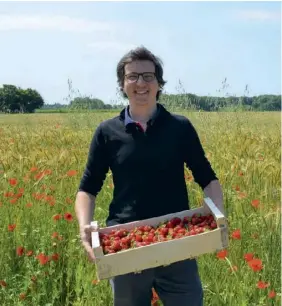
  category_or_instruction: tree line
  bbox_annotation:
[159,93,281,111]
[0,84,280,113]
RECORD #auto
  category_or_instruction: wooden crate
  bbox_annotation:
[91,197,228,281]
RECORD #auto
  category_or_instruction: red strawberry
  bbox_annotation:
[210,221,217,229]
[160,227,169,235]
[135,234,143,242]
[167,220,176,228]
[112,241,122,252]
[170,217,182,227]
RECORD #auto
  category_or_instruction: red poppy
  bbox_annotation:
[231,229,241,240]
[16,246,25,256]
[257,281,269,289]
[52,232,59,239]
[36,253,49,265]
[67,170,77,177]
[244,253,254,262]
[10,198,17,204]
[8,224,16,232]
[53,214,62,221]
[251,199,260,208]
[216,249,228,260]
[248,258,263,272]
[64,212,73,222]
[35,172,45,180]
[268,290,276,298]
[9,178,17,186]
[4,191,14,197]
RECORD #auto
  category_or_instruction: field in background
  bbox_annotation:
[0,110,280,306]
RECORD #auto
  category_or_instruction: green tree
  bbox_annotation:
[70,97,106,109]
[0,85,44,113]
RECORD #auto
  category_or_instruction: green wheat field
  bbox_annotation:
[0,110,280,306]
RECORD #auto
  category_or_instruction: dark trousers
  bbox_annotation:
[109,258,203,306]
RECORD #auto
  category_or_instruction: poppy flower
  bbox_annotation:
[231,229,241,240]
[244,253,254,262]
[8,224,16,232]
[67,170,77,177]
[248,258,263,272]
[9,178,17,186]
[216,249,228,260]
[257,281,269,289]
[52,232,59,239]
[16,246,25,256]
[251,199,260,208]
[10,198,17,204]
[36,253,49,265]
[64,212,73,222]
[53,214,62,221]
[268,290,276,298]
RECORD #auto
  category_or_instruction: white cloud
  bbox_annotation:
[0,14,113,33]
[234,9,281,22]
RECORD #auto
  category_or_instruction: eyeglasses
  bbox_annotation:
[124,72,156,83]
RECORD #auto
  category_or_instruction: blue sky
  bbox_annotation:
[0,1,281,105]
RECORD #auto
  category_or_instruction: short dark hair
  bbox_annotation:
[116,46,166,101]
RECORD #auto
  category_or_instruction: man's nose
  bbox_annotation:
[136,75,146,85]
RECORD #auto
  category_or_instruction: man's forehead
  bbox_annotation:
[125,60,155,73]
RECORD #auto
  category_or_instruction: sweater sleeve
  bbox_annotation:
[181,117,218,190]
[78,123,109,197]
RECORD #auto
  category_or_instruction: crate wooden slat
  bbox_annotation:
[91,197,228,280]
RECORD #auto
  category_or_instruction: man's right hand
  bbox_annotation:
[80,224,98,262]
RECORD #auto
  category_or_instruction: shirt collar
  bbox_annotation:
[124,104,160,126]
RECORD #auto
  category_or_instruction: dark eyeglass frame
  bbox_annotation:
[124,72,156,83]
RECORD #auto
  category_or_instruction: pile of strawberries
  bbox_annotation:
[99,213,218,254]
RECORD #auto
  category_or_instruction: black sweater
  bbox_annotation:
[78,103,218,226]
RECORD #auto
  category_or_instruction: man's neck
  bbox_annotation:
[129,103,157,124]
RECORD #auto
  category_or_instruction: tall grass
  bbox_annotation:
[0,110,280,306]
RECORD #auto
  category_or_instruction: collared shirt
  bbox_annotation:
[124,104,160,127]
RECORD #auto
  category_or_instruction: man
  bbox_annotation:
[75,46,224,306]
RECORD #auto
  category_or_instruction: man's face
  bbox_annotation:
[123,60,159,107]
